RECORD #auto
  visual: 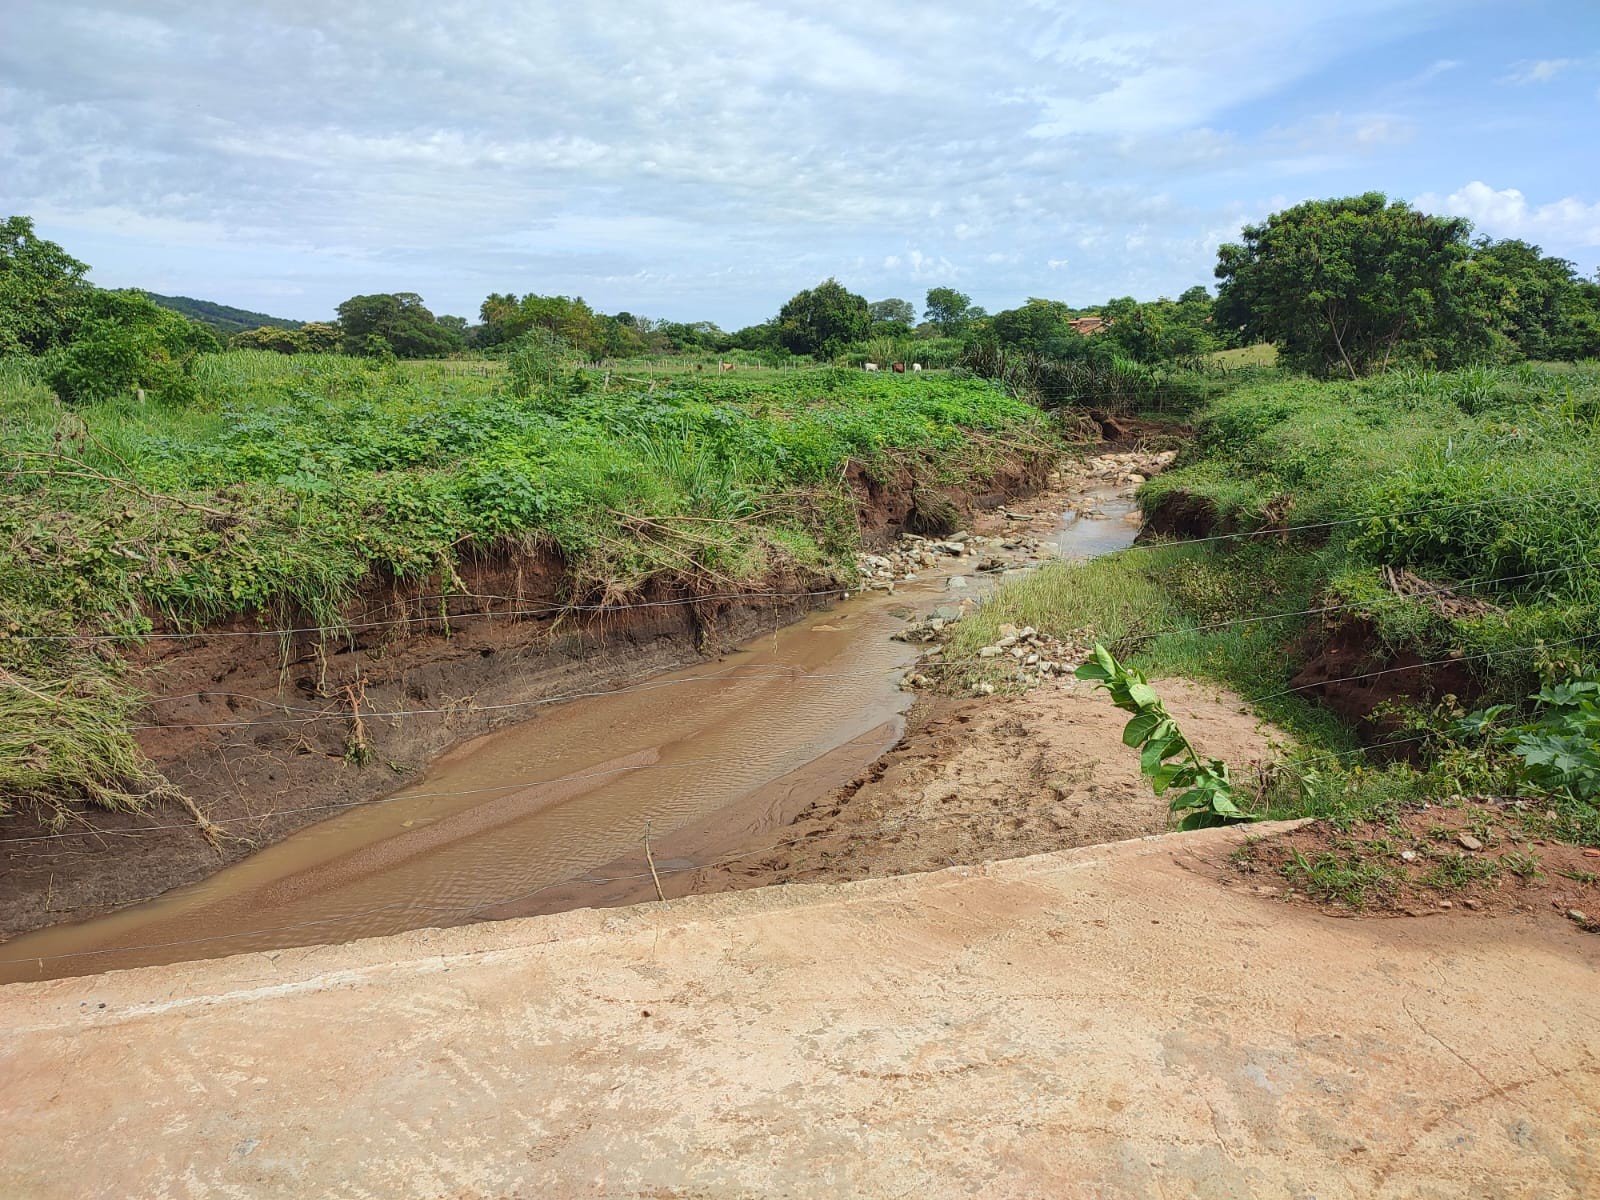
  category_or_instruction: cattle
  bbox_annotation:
[864,362,879,371]
[912,363,923,372]
[891,362,906,374]
[719,362,734,372]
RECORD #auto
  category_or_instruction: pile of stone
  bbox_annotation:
[969,622,1095,692]
[855,529,1040,593]
[1077,448,1178,491]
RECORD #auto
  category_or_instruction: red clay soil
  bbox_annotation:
[1222,800,1600,929]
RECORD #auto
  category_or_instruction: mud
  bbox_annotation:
[513,678,1290,915]
[0,451,1050,942]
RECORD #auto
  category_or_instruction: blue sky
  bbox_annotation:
[2,1,1597,327]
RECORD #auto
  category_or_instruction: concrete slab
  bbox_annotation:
[2,824,1597,1198]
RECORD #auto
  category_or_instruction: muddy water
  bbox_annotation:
[0,492,1139,983]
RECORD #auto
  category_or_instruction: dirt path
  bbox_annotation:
[4,825,1595,1198]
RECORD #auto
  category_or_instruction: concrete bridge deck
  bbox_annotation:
[3,824,1596,1198]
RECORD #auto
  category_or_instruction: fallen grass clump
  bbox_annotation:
[0,355,1053,820]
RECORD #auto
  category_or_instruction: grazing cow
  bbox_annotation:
[864,362,879,371]
[719,362,734,372]
[891,362,906,374]
[912,363,922,372]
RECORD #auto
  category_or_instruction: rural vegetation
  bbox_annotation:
[2,191,1598,858]
[0,348,1044,820]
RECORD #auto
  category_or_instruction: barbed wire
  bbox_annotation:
[8,483,1591,649]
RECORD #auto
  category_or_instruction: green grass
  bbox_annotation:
[1205,343,1278,368]
[945,361,1600,833]
[0,353,1053,821]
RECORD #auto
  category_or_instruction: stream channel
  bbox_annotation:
[0,491,1139,984]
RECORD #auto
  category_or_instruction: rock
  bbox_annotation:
[1400,850,1418,863]
[1464,898,1482,911]
[933,606,961,621]
[948,531,971,543]
[1127,473,1146,484]
[1437,900,1453,910]
[997,623,1019,638]
[1567,909,1588,924]
[1458,833,1484,852]
[978,646,1003,658]
[975,682,996,696]
[946,576,968,591]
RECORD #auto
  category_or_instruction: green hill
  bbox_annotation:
[144,294,304,337]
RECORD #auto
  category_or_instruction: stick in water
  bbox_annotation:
[644,820,669,906]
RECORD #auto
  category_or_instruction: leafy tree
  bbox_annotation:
[1215,193,1476,378]
[230,320,341,354]
[298,321,341,354]
[44,290,206,405]
[231,325,307,353]
[985,298,1090,358]
[0,215,91,355]
[868,297,916,328]
[924,286,976,335]
[1099,287,1219,364]
[336,292,464,358]
[1460,239,1600,361]
[776,278,870,357]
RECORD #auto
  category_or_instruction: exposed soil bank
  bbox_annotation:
[0,451,1051,941]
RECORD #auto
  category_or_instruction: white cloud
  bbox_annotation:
[0,0,1578,323]
[1415,181,1600,247]
[1500,58,1581,84]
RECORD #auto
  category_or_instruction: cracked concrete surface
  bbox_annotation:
[2,823,1597,1198]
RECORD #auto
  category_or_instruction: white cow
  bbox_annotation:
[912,363,923,372]
[864,362,879,372]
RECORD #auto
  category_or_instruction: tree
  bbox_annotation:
[230,320,341,354]
[776,278,870,357]
[1098,287,1219,364]
[0,215,91,355]
[986,298,1086,357]
[1215,193,1476,378]
[1460,238,1600,361]
[44,289,206,405]
[868,298,916,328]
[924,287,975,335]
[335,293,464,358]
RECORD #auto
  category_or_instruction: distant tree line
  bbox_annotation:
[5,196,1599,408]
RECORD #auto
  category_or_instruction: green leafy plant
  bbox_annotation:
[1457,678,1600,805]
[1075,643,1257,830]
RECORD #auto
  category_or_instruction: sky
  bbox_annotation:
[3,1,1598,328]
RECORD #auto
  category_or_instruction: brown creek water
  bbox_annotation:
[0,491,1140,983]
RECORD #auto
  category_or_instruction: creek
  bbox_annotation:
[0,489,1139,983]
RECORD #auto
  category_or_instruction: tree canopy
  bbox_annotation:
[1215,193,1476,377]
[336,292,465,358]
[868,297,916,328]
[0,215,91,356]
[924,287,977,335]
[776,278,870,357]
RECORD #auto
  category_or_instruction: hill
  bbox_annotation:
[144,293,304,336]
